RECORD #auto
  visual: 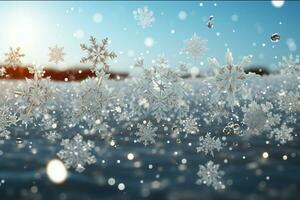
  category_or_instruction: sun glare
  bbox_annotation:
[6,12,39,48]
[46,159,68,184]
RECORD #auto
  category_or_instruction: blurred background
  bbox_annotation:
[0,0,299,77]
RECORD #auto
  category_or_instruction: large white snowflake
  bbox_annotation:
[80,36,117,74]
[49,45,66,64]
[184,32,207,59]
[14,65,52,119]
[196,132,223,157]
[242,101,281,135]
[208,49,254,107]
[4,47,25,67]
[196,161,225,190]
[57,134,96,173]
[269,123,294,144]
[135,56,188,122]
[133,6,155,29]
[135,121,158,146]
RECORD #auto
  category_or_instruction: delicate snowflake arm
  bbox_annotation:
[239,55,252,68]
[207,57,220,68]
[225,48,233,66]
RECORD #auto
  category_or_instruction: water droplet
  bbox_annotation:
[172,127,179,134]
[233,124,240,131]
[176,138,182,144]
[223,126,234,135]
[207,15,214,29]
[16,137,23,144]
[271,33,280,42]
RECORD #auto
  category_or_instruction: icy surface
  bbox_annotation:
[0,73,299,200]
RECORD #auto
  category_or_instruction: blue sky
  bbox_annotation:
[0,1,299,73]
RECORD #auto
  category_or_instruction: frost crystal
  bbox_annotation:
[134,56,144,68]
[196,132,223,157]
[4,47,25,67]
[196,161,225,190]
[135,121,158,146]
[184,33,207,59]
[277,90,300,113]
[0,106,18,140]
[49,45,66,64]
[181,116,199,135]
[203,100,230,124]
[269,123,294,144]
[133,6,155,29]
[57,134,96,173]
[242,101,281,135]
[80,36,117,74]
[279,54,300,74]
[208,49,253,107]
[44,131,61,142]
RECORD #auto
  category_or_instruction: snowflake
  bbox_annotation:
[196,161,225,190]
[208,49,253,107]
[196,132,223,157]
[134,56,144,68]
[177,62,189,75]
[133,6,155,29]
[0,106,18,140]
[80,36,117,74]
[269,123,294,144]
[44,131,61,142]
[279,54,300,75]
[242,101,281,135]
[41,113,58,130]
[203,100,230,124]
[181,116,199,135]
[48,45,66,64]
[135,56,188,122]
[277,90,300,113]
[70,74,115,125]
[89,119,110,139]
[57,134,96,172]
[4,47,25,67]
[14,65,52,118]
[184,33,207,59]
[135,121,158,146]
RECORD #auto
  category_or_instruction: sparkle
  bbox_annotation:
[46,159,68,184]
[262,152,269,159]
